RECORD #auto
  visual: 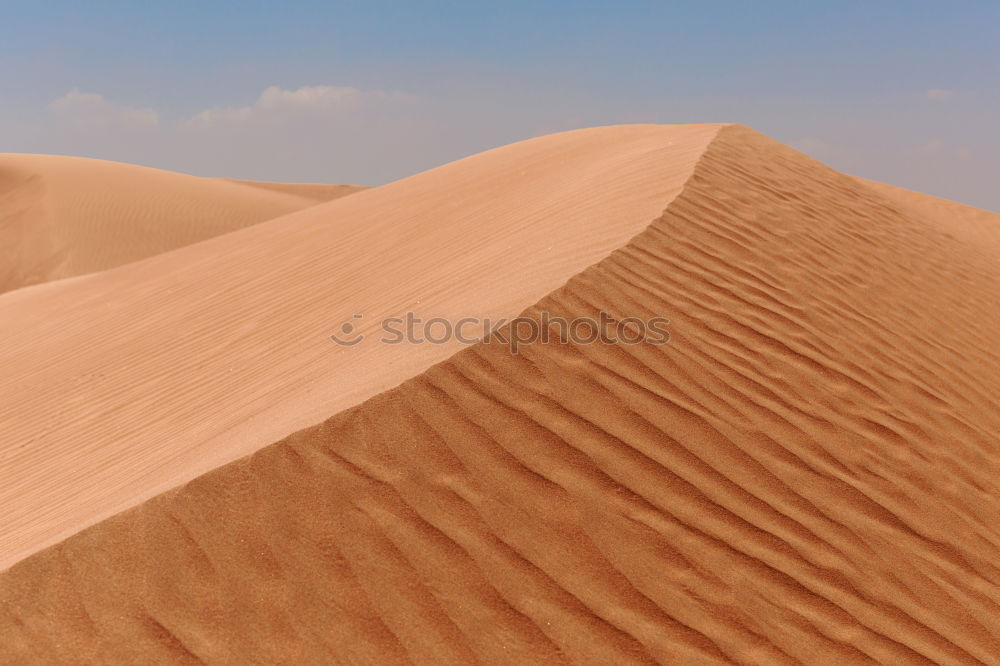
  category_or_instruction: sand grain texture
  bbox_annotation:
[2,126,999,664]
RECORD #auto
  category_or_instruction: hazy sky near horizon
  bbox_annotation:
[2,1,998,210]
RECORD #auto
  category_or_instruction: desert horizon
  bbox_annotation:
[2,4,999,665]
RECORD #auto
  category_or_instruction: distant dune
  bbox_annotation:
[0,153,362,294]
[2,126,999,663]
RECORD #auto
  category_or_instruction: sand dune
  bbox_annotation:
[855,177,1000,252]
[0,153,362,294]
[0,124,721,569]
[2,125,999,663]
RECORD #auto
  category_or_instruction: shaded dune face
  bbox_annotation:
[0,125,720,569]
[2,125,999,664]
[0,153,363,294]
[218,178,365,202]
[0,171,64,291]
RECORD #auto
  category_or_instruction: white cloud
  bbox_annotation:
[48,89,159,130]
[182,84,413,130]
[924,89,954,101]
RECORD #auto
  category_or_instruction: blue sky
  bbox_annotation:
[2,1,998,209]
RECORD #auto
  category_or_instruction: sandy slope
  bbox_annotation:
[0,153,362,294]
[0,124,721,569]
[1,125,999,664]
[856,177,1000,252]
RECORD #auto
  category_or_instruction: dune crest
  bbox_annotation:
[0,125,721,568]
[0,153,363,294]
[2,125,999,663]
